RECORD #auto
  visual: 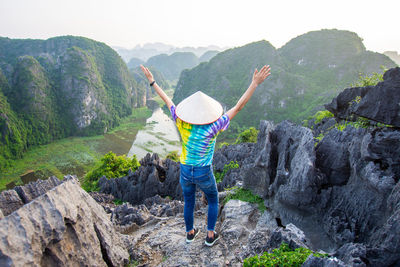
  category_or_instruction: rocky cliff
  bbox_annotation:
[0,68,398,266]
[0,175,129,266]
[0,36,146,170]
[97,67,400,266]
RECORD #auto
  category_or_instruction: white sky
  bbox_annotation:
[0,0,399,53]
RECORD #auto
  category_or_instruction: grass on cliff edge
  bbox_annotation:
[244,242,328,267]
[0,107,151,191]
[224,187,266,213]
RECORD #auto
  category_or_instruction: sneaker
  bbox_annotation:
[186,228,200,243]
[205,231,220,246]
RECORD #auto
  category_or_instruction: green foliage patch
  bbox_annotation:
[350,67,386,87]
[214,161,239,183]
[224,187,266,212]
[235,127,258,144]
[82,151,140,192]
[165,150,180,162]
[243,242,328,267]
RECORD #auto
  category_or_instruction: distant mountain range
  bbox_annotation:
[126,50,220,81]
[173,29,396,131]
[114,42,227,62]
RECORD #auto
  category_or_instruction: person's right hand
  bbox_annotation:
[140,65,155,83]
[252,65,271,86]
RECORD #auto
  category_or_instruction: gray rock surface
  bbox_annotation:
[125,199,324,266]
[99,153,182,205]
[213,115,400,265]
[334,243,367,267]
[0,176,129,267]
[0,188,24,216]
[302,255,346,267]
[0,175,62,216]
[326,67,400,127]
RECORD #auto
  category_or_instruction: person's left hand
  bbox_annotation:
[140,65,154,83]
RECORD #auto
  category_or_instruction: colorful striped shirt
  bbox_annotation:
[170,105,230,166]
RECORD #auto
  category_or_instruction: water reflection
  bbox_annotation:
[127,107,181,160]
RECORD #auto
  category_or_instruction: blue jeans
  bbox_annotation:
[180,163,219,232]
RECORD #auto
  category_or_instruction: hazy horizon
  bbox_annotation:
[0,0,399,53]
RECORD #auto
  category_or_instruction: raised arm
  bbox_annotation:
[226,65,271,120]
[140,65,174,109]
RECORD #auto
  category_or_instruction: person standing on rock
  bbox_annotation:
[140,64,271,246]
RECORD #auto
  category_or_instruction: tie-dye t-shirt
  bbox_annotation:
[170,105,230,166]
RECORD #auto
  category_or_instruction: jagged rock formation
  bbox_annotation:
[202,67,399,265]
[98,153,182,204]
[0,175,62,216]
[211,70,400,266]
[95,66,400,265]
[326,67,400,127]
[2,67,398,265]
[0,176,129,266]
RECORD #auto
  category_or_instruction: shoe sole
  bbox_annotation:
[186,230,200,243]
[204,236,220,247]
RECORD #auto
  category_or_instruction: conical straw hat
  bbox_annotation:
[175,91,223,125]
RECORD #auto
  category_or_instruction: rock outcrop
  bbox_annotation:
[326,66,400,127]
[98,153,182,205]
[215,120,399,266]
[0,176,129,266]
[210,68,400,266]
[0,175,62,216]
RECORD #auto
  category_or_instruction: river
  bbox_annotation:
[127,107,181,160]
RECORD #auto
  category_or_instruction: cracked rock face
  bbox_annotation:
[98,153,182,205]
[213,110,400,265]
[0,177,129,267]
[325,66,400,127]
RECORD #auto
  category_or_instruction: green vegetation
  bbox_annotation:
[173,30,396,128]
[214,161,239,183]
[224,187,266,212]
[0,36,147,172]
[235,127,258,144]
[165,151,180,162]
[243,242,328,267]
[0,106,151,191]
[305,110,334,127]
[82,151,140,192]
[125,257,139,267]
[113,198,126,205]
[350,67,386,87]
[218,142,230,149]
[147,52,199,80]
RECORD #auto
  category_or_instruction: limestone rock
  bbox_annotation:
[14,175,62,203]
[302,255,346,267]
[334,243,367,267]
[326,67,400,127]
[0,189,24,216]
[98,153,182,205]
[220,200,261,249]
[0,177,129,266]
